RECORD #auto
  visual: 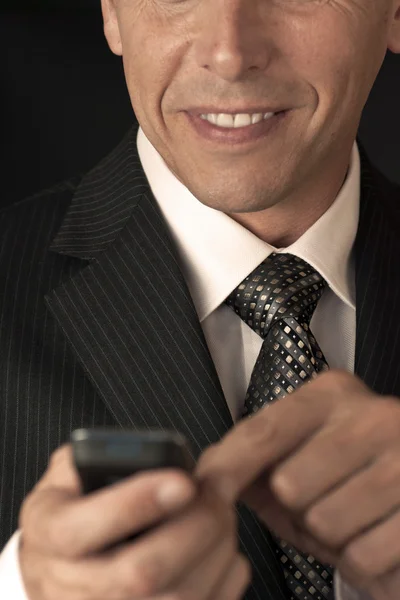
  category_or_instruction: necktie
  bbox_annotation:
[226,253,334,600]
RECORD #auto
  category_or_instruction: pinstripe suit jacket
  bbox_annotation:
[1,124,399,599]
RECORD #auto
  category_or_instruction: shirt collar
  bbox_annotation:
[137,127,359,322]
[284,144,360,310]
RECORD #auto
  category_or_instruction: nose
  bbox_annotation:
[194,0,273,82]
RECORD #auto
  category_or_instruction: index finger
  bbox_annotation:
[196,371,359,502]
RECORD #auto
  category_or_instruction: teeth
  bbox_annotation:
[234,114,252,128]
[200,112,276,128]
[217,113,236,128]
[251,113,264,125]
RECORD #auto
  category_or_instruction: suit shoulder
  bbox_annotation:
[0,175,82,244]
[370,163,400,220]
[0,176,85,318]
[0,175,82,221]
[359,144,400,228]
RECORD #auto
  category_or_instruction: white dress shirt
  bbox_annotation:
[0,128,373,600]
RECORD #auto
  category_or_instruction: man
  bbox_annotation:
[0,0,400,598]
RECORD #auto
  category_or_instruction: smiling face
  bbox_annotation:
[101,0,400,215]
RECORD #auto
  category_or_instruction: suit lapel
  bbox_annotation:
[46,126,233,459]
[355,149,400,396]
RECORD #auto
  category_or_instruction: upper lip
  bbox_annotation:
[186,106,288,116]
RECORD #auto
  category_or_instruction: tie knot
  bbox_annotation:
[225,253,326,338]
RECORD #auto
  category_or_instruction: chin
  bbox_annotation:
[187,176,279,214]
[196,190,277,214]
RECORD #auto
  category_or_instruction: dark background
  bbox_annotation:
[1,3,399,209]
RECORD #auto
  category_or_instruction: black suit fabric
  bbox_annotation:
[1,125,399,599]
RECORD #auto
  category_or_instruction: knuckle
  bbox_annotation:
[304,506,334,543]
[269,467,303,509]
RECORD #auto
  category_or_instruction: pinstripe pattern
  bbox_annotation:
[355,148,400,394]
[0,125,399,600]
[0,182,116,548]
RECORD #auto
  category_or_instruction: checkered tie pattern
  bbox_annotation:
[226,253,334,600]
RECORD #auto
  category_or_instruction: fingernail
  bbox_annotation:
[157,481,193,510]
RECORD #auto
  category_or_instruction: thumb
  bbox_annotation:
[36,444,82,493]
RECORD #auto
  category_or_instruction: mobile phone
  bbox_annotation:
[71,428,195,494]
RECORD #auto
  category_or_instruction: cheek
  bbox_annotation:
[285,16,378,118]
[120,26,185,126]
[120,37,162,129]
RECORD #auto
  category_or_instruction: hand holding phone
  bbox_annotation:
[19,440,250,600]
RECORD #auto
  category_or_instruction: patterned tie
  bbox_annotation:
[226,253,334,600]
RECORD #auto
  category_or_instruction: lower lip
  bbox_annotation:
[185,111,289,145]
